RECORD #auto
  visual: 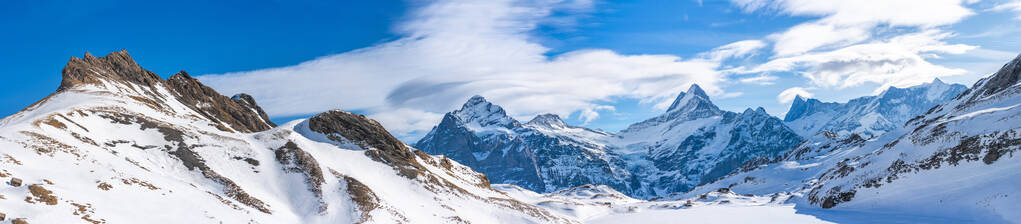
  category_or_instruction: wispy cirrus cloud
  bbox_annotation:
[730,0,980,100]
[200,0,746,139]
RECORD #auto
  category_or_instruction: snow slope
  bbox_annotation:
[682,54,1021,223]
[0,51,571,224]
[495,184,830,224]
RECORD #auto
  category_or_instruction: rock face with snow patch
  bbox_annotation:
[784,79,966,138]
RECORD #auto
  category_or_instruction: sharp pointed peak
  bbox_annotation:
[687,83,708,98]
[464,95,490,106]
[450,95,518,128]
[58,49,158,91]
[932,77,945,84]
[793,95,806,103]
[169,70,194,80]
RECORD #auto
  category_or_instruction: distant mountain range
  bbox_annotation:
[784,79,967,138]
[414,64,985,201]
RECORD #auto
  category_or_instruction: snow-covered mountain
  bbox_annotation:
[413,96,636,195]
[416,85,804,198]
[682,54,1021,222]
[784,79,967,138]
[614,85,804,197]
[0,51,573,223]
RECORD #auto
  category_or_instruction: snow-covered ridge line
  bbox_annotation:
[0,51,573,223]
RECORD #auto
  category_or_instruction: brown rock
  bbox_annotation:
[308,110,424,178]
[58,50,162,92]
[165,71,276,133]
[54,50,276,133]
[8,178,20,187]
[12,218,27,224]
[27,184,57,205]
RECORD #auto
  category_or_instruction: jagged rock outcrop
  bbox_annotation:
[308,110,425,178]
[58,50,163,92]
[165,71,275,133]
[55,50,275,133]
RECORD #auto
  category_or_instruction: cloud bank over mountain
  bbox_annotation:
[200,0,1002,139]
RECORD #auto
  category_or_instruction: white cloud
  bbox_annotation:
[200,0,732,139]
[702,40,767,61]
[730,0,977,93]
[734,0,973,27]
[738,75,779,85]
[769,22,870,56]
[777,87,814,103]
[990,0,1021,19]
[750,30,976,92]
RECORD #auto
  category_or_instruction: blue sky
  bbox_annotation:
[3,0,1021,141]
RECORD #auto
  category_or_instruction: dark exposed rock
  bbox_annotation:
[165,71,275,133]
[275,141,327,212]
[9,177,21,187]
[27,184,58,205]
[972,54,1021,99]
[341,174,379,224]
[57,50,275,133]
[308,110,424,178]
[58,50,162,92]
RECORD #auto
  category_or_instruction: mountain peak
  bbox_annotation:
[793,95,806,104]
[451,95,519,129]
[666,84,714,112]
[465,95,488,106]
[932,77,945,85]
[60,49,161,91]
[687,84,709,99]
[973,53,1021,98]
[526,113,567,128]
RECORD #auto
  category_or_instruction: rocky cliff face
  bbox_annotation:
[784,78,967,138]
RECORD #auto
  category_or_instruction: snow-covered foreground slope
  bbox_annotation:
[0,51,571,223]
[682,54,1021,223]
[494,184,831,223]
